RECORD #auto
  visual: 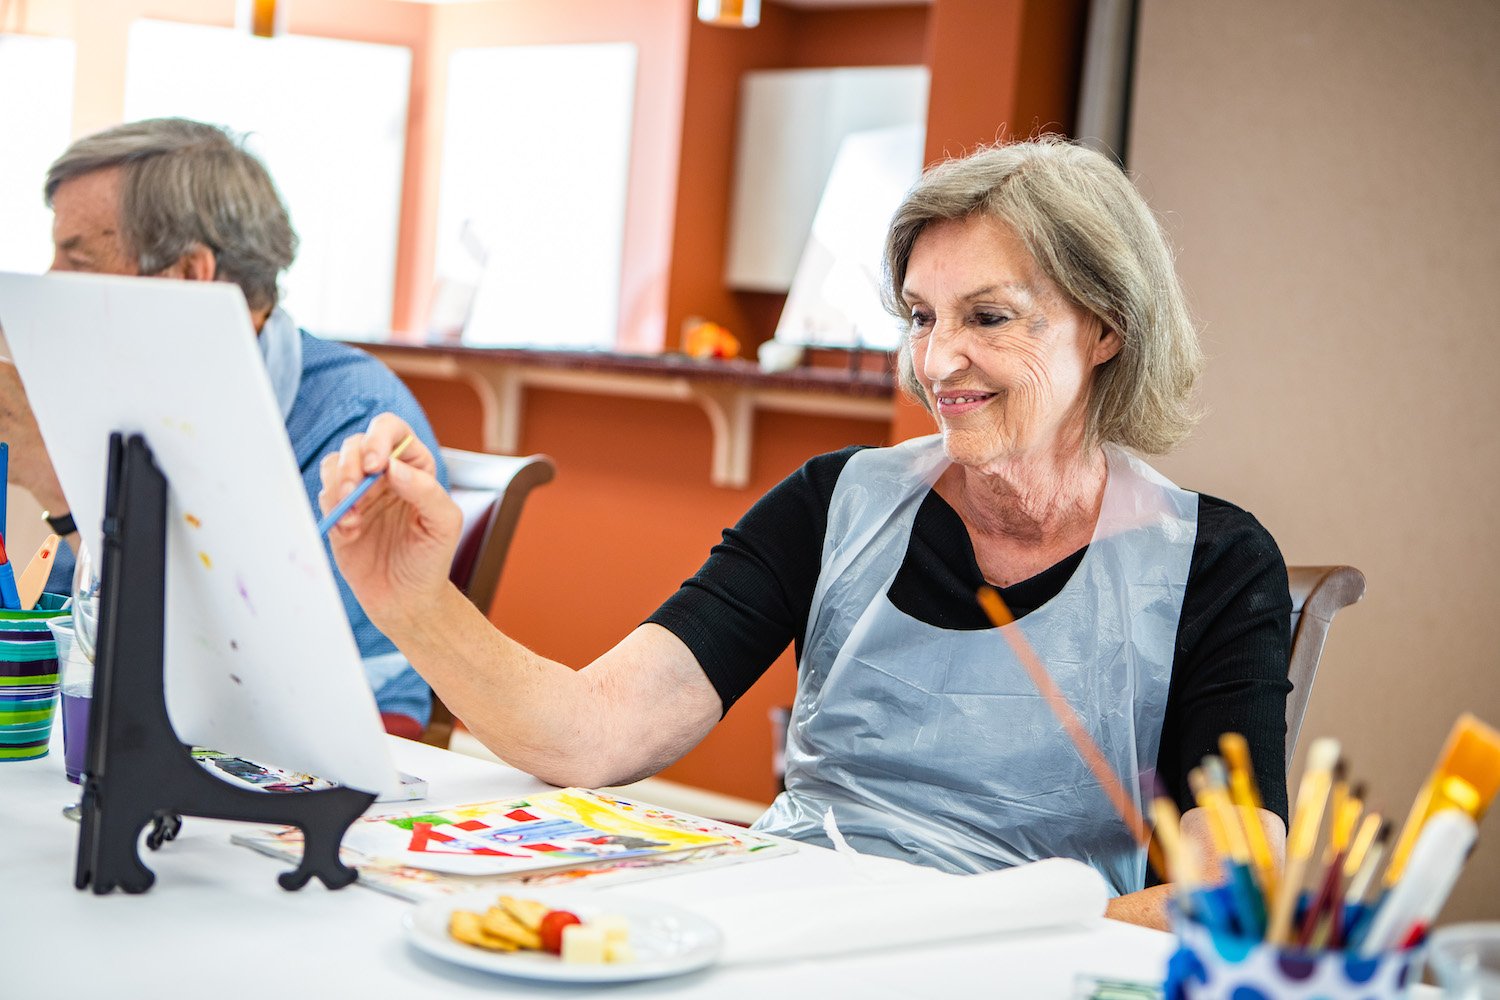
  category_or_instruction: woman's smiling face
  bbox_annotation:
[902,214,1121,472]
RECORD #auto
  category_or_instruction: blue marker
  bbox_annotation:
[0,441,9,540]
[317,434,414,536]
[0,531,20,610]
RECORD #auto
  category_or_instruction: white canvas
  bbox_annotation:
[774,124,924,351]
[0,272,398,795]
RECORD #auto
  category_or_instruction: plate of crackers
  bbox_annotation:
[404,889,723,983]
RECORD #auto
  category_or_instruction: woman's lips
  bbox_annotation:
[934,389,998,416]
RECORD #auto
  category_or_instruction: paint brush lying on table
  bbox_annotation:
[317,433,415,536]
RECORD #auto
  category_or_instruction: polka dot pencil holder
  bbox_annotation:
[1165,906,1424,1000]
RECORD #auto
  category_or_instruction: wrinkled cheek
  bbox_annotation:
[1003,364,1053,426]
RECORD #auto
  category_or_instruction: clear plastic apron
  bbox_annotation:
[754,435,1198,895]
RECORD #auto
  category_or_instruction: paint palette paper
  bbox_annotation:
[0,272,398,794]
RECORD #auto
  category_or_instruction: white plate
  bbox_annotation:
[404,888,723,983]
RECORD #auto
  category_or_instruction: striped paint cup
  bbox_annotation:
[0,684,58,761]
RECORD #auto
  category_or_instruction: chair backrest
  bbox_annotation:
[421,448,556,747]
[1284,565,1366,763]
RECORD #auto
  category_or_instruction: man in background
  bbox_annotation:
[0,117,447,737]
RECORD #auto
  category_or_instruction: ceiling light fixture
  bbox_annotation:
[238,0,284,39]
[698,0,760,29]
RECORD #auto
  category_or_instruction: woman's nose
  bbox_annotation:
[918,320,971,382]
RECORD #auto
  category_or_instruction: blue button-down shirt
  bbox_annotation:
[50,308,447,725]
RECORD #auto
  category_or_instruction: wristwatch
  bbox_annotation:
[41,509,76,536]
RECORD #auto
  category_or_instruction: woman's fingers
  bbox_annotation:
[385,449,430,494]
[318,449,361,515]
[318,415,438,517]
[362,413,437,476]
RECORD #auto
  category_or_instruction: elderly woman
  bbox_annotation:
[320,137,1290,929]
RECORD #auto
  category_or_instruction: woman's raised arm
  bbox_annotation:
[319,413,722,787]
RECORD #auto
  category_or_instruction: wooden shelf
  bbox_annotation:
[344,341,895,488]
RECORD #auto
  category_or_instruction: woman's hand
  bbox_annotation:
[318,413,461,634]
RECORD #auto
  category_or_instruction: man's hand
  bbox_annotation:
[0,360,68,513]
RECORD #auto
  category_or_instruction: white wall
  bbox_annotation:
[1131,0,1500,922]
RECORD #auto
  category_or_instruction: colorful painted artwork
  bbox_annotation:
[232,789,793,901]
[340,789,730,876]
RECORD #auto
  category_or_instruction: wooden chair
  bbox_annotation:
[420,448,556,748]
[1284,565,1366,762]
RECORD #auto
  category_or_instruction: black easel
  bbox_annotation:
[74,433,375,894]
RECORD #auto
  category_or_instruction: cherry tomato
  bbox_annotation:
[539,910,583,954]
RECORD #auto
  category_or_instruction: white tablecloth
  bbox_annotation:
[2,734,1181,998]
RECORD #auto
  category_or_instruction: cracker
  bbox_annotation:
[482,906,543,950]
[499,894,551,933]
[449,910,519,952]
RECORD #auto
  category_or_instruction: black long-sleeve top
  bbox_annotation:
[648,446,1293,825]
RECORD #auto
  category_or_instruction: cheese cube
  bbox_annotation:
[594,915,630,946]
[560,923,607,964]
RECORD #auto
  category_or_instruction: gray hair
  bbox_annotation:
[883,136,1203,455]
[45,118,297,313]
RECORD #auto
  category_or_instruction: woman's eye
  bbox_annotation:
[909,310,933,331]
[974,312,1010,328]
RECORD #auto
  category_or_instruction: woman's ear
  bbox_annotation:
[1093,326,1123,366]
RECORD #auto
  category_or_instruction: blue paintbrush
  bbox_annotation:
[317,434,414,536]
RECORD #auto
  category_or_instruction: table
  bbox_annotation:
[2,734,1184,998]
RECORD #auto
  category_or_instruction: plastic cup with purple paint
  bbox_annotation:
[46,617,91,783]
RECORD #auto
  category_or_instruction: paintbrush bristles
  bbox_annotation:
[1203,756,1230,790]
[1305,737,1341,776]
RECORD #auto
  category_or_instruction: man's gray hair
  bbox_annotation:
[45,118,296,313]
[883,136,1203,455]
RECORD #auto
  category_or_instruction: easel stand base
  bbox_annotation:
[74,433,374,895]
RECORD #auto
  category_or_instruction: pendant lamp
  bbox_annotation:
[698,0,761,29]
[238,0,284,39]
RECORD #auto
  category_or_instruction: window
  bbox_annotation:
[436,43,637,349]
[0,34,76,274]
[124,20,410,336]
